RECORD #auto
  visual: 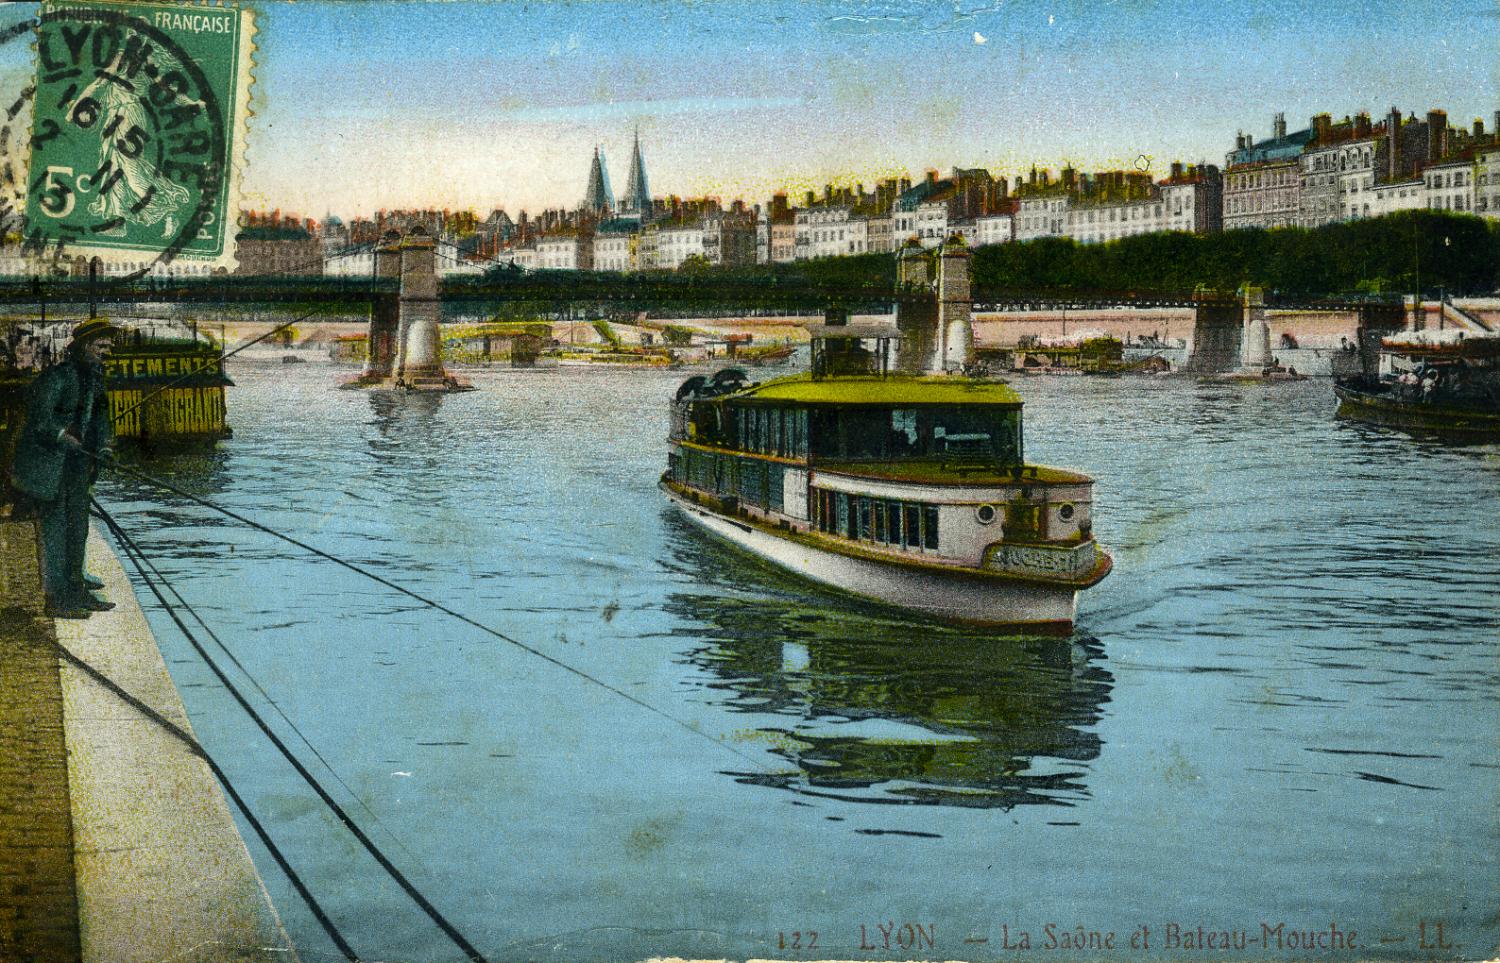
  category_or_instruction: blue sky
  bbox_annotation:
[6,0,1499,217]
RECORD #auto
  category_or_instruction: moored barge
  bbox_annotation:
[1334,327,1500,437]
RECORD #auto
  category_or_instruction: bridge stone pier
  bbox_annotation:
[1238,286,1272,371]
[345,227,470,392]
[1182,291,1245,374]
[358,231,402,382]
[1182,287,1407,377]
[894,236,974,375]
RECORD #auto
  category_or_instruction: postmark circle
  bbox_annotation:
[13,5,231,283]
[0,18,43,245]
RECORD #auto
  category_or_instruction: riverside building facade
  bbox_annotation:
[1224,114,1310,230]
[304,104,1500,279]
[1478,144,1500,219]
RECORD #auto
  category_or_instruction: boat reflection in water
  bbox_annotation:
[107,445,234,503]
[664,519,1114,810]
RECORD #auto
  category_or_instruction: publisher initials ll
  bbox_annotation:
[1419,920,1452,950]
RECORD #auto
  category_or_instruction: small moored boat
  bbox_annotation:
[1334,326,1500,437]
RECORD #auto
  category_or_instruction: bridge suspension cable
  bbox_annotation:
[93,500,488,963]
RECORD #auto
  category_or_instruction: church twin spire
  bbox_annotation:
[622,129,650,221]
[582,145,614,215]
[580,130,650,222]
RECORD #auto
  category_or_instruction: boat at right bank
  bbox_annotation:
[1334,327,1500,437]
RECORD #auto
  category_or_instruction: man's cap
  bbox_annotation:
[69,319,119,344]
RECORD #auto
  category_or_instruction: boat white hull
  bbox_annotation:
[666,489,1079,632]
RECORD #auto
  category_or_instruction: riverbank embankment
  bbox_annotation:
[0,519,295,961]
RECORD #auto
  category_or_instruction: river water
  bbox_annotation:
[97,359,1500,963]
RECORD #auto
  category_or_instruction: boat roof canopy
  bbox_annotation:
[733,374,1023,407]
[1381,334,1500,359]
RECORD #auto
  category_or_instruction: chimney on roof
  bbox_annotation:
[1170,161,1183,180]
[925,169,939,187]
[1354,112,1372,138]
[1311,113,1332,144]
[1273,112,1286,139]
[1388,106,1404,180]
[1476,118,1487,139]
[1427,109,1449,161]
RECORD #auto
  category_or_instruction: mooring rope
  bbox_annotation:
[46,635,360,961]
[88,502,418,864]
[102,460,773,773]
[93,499,489,963]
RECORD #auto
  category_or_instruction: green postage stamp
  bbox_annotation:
[25,0,253,270]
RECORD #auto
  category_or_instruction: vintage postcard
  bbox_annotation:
[0,1,1497,962]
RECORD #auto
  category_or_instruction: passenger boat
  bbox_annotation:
[661,320,1112,633]
[1334,328,1500,437]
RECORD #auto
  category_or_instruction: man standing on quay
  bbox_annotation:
[10,319,118,618]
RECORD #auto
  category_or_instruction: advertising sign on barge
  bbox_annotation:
[105,335,233,446]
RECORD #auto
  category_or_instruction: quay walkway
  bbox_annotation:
[0,518,295,962]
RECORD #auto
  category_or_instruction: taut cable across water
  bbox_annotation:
[42,591,360,961]
[93,499,489,963]
[99,455,777,775]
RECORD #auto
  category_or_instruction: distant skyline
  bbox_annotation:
[2,0,1498,217]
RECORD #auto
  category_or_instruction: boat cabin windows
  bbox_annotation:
[675,400,732,446]
[674,446,733,496]
[732,405,808,458]
[671,446,785,512]
[813,489,939,551]
[735,456,786,512]
[807,406,1021,464]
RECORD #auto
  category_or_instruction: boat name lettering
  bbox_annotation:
[986,543,1094,576]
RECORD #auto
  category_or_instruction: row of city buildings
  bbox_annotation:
[1224,108,1499,230]
[227,104,1500,277]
